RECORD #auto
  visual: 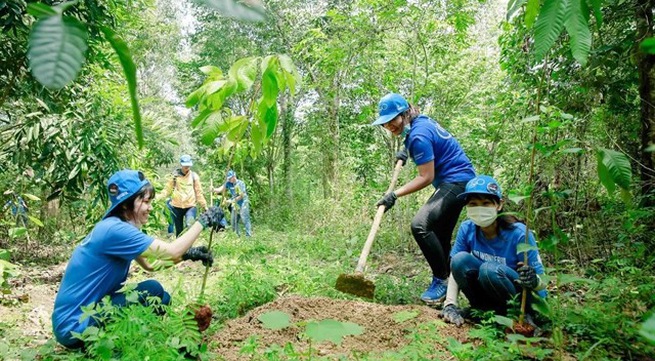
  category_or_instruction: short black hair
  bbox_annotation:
[106,183,155,221]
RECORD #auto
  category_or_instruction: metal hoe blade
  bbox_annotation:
[335,273,375,299]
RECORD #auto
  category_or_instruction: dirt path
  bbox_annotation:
[0,263,65,348]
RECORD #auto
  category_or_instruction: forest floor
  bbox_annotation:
[0,261,471,360]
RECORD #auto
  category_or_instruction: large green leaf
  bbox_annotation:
[257,311,291,330]
[589,0,602,28]
[200,112,223,145]
[191,109,215,128]
[196,0,267,22]
[640,38,655,55]
[533,0,567,61]
[392,310,419,323]
[228,56,259,92]
[278,54,301,95]
[506,0,527,21]
[564,0,591,65]
[525,0,540,28]
[101,27,143,148]
[225,115,249,142]
[640,313,655,345]
[261,68,279,107]
[596,148,632,193]
[516,243,538,254]
[26,3,57,18]
[28,15,88,90]
[208,79,237,110]
[304,319,364,345]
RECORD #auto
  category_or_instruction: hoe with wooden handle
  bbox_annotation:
[335,159,404,299]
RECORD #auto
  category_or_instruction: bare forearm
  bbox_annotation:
[394,175,432,197]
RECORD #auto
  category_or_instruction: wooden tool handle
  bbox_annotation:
[355,159,404,273]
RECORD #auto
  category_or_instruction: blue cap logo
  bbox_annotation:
[372,93,409,126]
[103,170,150,219]
[459,175,503,200]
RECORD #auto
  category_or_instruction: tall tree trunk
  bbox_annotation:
[636,0,655,206]
[281,94,294,201]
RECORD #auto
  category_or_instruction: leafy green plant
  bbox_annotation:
[508,0,599,64]
[640,312,655,345]
[0,249,19,295]
[70,292,206,360]
[186,55,300,161]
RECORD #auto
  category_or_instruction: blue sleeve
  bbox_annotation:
[238,181,247,195]
[102,221,154,261]
[409,134,434,166]
[451,222,472,257]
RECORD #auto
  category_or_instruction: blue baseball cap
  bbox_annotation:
[103,170,151,219]
[372,93,409,126]
[180,154,193,167]
[226,170,236,181]
[459,175,503,200]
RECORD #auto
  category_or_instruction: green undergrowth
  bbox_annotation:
[2,220,654,360]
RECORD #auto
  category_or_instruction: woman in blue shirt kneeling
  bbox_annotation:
[52,170,225,348]
[441,175,547,326]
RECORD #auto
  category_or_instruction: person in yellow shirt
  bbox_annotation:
[157,155,207,236]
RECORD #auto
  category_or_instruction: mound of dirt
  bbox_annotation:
[211,296,471,360]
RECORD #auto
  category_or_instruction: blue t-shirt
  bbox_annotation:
[404,115,475,188]
[51,217,154,346]
[452,220,547,298]
[226,179,249,207]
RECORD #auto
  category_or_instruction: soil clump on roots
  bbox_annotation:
[211,295,471,359]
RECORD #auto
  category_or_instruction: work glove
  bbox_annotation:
[515,263,539,290]
[182,246,214,266]
[441,304,464,327]
[376,192,397,212]
[198,206,226,231]
[395,149,408,166]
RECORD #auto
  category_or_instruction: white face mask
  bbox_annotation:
[467,206,498,227]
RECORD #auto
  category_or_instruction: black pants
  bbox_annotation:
[170,206,197,237]
[411,182,467,279]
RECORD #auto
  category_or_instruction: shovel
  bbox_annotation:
[335,159,404,298]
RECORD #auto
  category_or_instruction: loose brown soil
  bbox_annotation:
[211,295,472,360]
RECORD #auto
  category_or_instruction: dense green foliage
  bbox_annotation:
[1,0,654,359]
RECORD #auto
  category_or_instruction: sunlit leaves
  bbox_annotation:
[28,14,88,89]
[188,54,300,158]
[229,57,258,92]
[506,0,527,22]
[196,0,267,22]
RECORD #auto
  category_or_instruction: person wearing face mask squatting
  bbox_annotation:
[440,175,547,327]
[373,93,476,305]
[51,170,225,349]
